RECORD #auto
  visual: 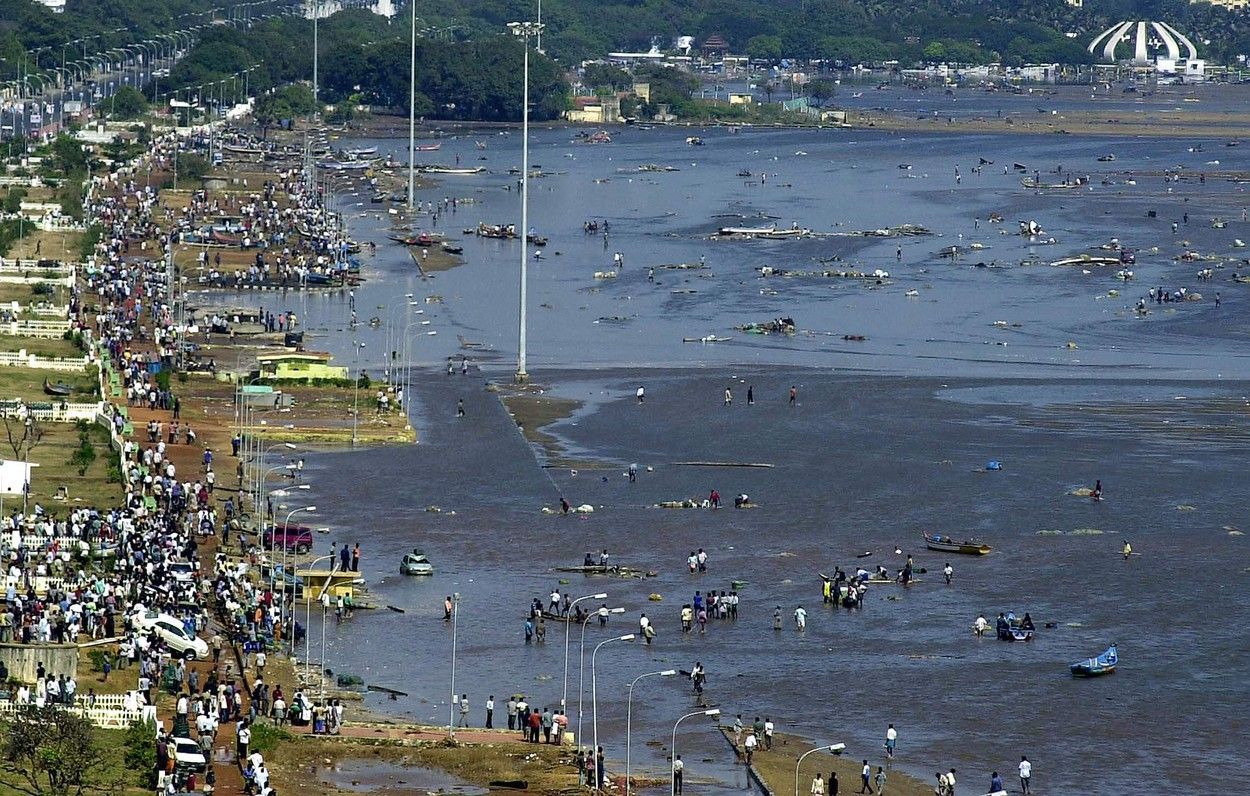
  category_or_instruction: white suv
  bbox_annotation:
[134,612,210,660]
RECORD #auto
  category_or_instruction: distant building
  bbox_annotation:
[1200,0,1246,7]
[632,82,651,103]
[728,93,754,105]
[566,96,621,124]
[702,34,730,59]
[255,351,348,381]
[33,0,65,10]
[1066,0,1082,6]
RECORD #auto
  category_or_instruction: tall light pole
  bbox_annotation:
[591,634,634,789]
[407,0,417,209]
[562,592,607,711]
[303,552,334,673]
[672,709,721,796]
[507,21,542,384]
[578,606,624,747]
[794,745,844,796]
[625,669,678,796]
[448,592,460,738]
[280,505,316,619]
[311,0,319,114]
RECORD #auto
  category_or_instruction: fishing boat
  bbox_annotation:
[526,232,548,246]
[400,549,434,576]
[440,243,464,255]
[719,225,776,236]
[996,613,1034,641]
[1071,644,1117,677]
[421,166,485,175]
[43,379,73,397]
[922,532,992,555]
[321,160,372,171]
[346,146,378,156]
[416,143,442,151]
[686,136,705,146]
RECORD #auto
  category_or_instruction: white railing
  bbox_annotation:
[0,319,72,338]
[0,260,77,275]
[0,699,144,730]
[0,401,104,423]
[0,350,89,372]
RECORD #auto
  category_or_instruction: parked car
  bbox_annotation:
[171,736,207,772]
[133,611,209,660]
[263,523,313,554]
[169,561,196,582]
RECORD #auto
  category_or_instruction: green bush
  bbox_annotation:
[249,721,292,756]
[123,719,158,790]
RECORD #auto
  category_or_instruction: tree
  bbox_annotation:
[1,705,113,796]
[47,136,86,174]
[3,409,43,462]
[806,78,837,107]
[103,86,147,120]
[746,34,783,63]
[923,41,947,62]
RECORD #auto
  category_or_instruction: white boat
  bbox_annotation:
[400,550,434,576]
[347,146,378,156]
[321,160,372,171]
[719,225,775,236]
[421,166,486,175]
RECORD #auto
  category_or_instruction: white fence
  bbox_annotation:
[0,400,104,423]
[0,349,89,372]
[0,697,146,730]
[0,318,73,338]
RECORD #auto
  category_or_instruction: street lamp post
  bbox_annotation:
[591,634,635,789]
[625,669,678,796]
[507,21,542,384]
[407,0,417,208]
[303,552,334,678]
[578,606,624,747]
[672,709,721,796]
[448,592,460,738]
[794,745,845,796]
[280,504,316,614]
[562,592,607,712]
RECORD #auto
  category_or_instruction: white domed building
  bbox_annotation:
[1088,21,1197,66]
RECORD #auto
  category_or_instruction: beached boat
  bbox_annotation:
[719,225,775,236]
[421,166,485,175]
[43,379,73,397]
[400,550,433,576]
[1071,644,1117,677]
[923,532,991,555]
[321,160,372,171]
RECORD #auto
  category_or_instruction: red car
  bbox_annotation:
[262,523,313,554]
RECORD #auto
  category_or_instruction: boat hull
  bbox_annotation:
[923,533,992,555]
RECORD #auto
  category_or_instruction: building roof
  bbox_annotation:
[256,351,333,363]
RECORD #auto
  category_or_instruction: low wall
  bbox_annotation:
[0,641,79,683]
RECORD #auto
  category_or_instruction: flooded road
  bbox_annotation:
[216,96,1250,794]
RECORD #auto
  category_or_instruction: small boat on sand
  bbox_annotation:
[923,532,991,555]
[1071,644,1117,677]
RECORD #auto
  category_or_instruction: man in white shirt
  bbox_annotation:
[742,731,757,764]
[1019,756,1031,794]
[763,719,774,750]
[673,755,684,794]
[811,773,824,796]
[885,724,897,758]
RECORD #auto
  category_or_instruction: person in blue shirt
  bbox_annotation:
[990,771,1005,793]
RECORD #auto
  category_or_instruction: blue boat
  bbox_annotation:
[1071,644,1117,677]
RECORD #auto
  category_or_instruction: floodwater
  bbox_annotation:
[210,86,1250,794]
